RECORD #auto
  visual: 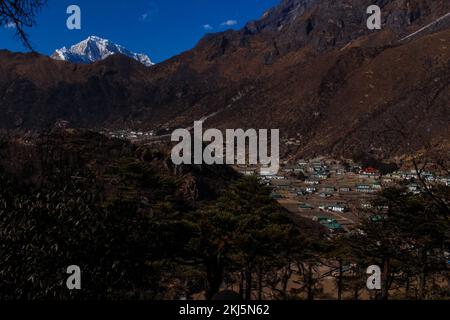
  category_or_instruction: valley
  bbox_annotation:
[0,0,449,301]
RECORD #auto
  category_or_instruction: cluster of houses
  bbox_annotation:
[244,160,450,195]
[102,129,155,141]
[387,170,450,186]
[301,182,385,195]
[242,158,450,234]
[313,217,344,232]
[298,202,348,213]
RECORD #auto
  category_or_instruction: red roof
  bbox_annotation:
[361,167,379,174]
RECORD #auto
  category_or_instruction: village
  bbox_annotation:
[100,129,156,141]
[99,128,450,234]
[236,158,450,233]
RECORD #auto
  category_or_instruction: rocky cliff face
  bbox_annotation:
[0,0,449,160]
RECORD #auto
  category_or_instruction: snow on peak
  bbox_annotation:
[51,36,154,67]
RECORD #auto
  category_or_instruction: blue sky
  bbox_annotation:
[0,0,279,63]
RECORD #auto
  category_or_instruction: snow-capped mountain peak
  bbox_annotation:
[51,36,154,67]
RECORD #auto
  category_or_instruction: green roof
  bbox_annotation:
[370,215,385,222]
[325,222,342,230]
[317,217,342,230]
[325,222,343,230]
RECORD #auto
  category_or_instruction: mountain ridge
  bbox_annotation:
[51,36,154,67]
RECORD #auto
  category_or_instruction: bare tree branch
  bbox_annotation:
[0,0,47,51]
